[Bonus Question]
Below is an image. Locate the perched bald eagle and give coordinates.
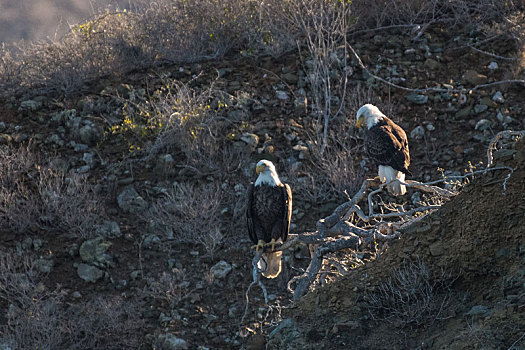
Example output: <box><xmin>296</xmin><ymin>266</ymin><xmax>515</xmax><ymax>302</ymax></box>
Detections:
<box><xmin>246</xmin><ymin>160</ymin><xmax>292</xmax><ymax>278</ymax></box>
<box><xmin>356</xmin><ymin>104</ymin><xmax>411</xmax><ymax>196</ymax></box>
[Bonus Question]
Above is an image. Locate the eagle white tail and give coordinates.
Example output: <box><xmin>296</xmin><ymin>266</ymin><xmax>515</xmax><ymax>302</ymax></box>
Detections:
<box><xmin>258</xmin><ymin>251</ymin><xmax>282</xmax><ymax>278</ymax></box>
<box><xmin>378</xmin><ymin>165</ymin><xmax>406</xmax><ymax>196</ymax></box>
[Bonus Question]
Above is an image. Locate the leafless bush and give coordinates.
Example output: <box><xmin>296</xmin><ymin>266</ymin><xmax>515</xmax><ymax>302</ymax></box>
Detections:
<box><xmin>285</xmin><ymin>0</ymin><xmax>351</xmax><ymax>155</ymax></box>
<box><xmin>0</xmin><ymin>145</ymin><xmax>105</xmax><ymax>238</ymax></box>
<box><xmin>0</xmin><ymin>0</ymin><xmax>297</xmax><ymax>98</ymax></box>
<box><xmin>145</xmin><ymin>182</ymin><xmax>224</xmax><ymax>258</ymax></box>
<box><xmin>0</xmin><ymin>252</ymin><xmax>145</xmax><ymax>349</ymax></box>
<box><xmin>350</xmin><ymin>0</ymin><xmax>522</xmax><ymax>30</ymax></box>
<box><xmin>122</xmin><ymin>77</ymin><xmax>251</xmax><ymax>178</ymax></box>
<box><xmin>38</xmin><ymin>169</ymin><xmax>105</xmax><ymax>238</ymax></box>
<box><xmin>147</xmin><ymin>268</ymin><xmax>192</xmax><ymax>309</ymax></box>
<box><xmin>364</xmin><ymin>258</ymin><xmax>455</xmax><ymax>327</ymax></box>
<box><xmin>0</xmin><ymin>145</ymin><xmax>41</xmax><ymax>233</ymax></box>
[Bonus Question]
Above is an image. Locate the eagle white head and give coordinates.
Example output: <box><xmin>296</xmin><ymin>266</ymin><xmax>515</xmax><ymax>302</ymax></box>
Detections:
<box><xmin>356</xmin><ymin>104</ymin><xmax>385</xmax><ymax>130</ymax></box>
<box><xmin>254</xmin><ymin>160</ymin><xmax>282</xmax><ymax>187</ymax></box>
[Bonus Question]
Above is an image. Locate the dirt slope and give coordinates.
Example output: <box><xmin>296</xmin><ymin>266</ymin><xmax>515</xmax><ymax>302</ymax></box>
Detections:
<box><xmin>273</xmin><ymin>140</ymin><xmax>525</xmax><ymax>349</ymax></box>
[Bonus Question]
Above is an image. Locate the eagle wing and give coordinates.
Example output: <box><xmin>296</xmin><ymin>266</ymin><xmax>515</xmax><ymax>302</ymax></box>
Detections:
<box><xmin>365</xmin><ymin>117</ymin><xmax>411</xmax><ymax>175</ymax></box>
<box><xmin>279</xmin><ymin>183</ymin><xmax>292</xmax><ymax>243</ymax></box>
<box><xmin>247</xmin><ymin>182</ymin><xmax>292</xmax><ymax>245</ymax></box>
<box><xmin>246</xmin><ymin>183</ymin><xmax>258</xmax><ymax>245</ymax></box>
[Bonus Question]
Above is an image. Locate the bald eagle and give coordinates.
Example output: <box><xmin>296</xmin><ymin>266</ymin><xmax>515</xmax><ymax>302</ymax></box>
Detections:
<box><xmin>356</xmin><ymin>104</ymin><xmax>411</xmax><ymax>196</ymax></box>
<box><xmin>246</xmin><ymin>160</ymin><xmax>292</xmax><ymax>278</ymax></box>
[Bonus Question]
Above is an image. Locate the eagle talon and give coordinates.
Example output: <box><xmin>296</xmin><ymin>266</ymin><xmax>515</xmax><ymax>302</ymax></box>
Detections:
<box><xmin>265</xmin><ymin>238</ymin><xmax>281</xmax><ymax>252</ymax></box>
<box><xmin>251</xmin><ymin>240</ymin><xmax>265</xmax><ymax>252</ymax></box>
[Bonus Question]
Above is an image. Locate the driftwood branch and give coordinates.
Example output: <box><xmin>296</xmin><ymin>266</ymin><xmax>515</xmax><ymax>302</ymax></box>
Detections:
<box><xmin>287</xmin><ymin>136</ymin><xmax>522</xmax><ymax>301</ymax></box>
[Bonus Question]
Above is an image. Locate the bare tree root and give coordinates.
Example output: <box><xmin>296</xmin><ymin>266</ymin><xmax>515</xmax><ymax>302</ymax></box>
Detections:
<box><xmin>241</xmin><ymin>250</ymin><xmax>269</xmax><ymax>325</ymax></box>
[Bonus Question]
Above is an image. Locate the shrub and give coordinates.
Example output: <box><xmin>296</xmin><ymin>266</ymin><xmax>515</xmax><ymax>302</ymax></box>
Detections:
<box><xmin>145</xmin><ymin>182</ymin><xmax>224</xmax><ymax>258</ymax></box>
<box><xmin>0</xmin><ymin>145</ymin><xmax>105</xmax><ymax>238</ymax></box>
<box><xmin>0</xmin><ymin>252</ymin><xmax>145</xmax><ymax>349</ymax></box>
<box><xmin>364</xmin><ymin>258</ymin><xmax>455</xmax><ymax>327</ymax></box>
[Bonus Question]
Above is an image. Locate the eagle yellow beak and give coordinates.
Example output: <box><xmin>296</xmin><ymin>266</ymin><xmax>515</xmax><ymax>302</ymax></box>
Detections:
<box><xmin>356</xmin><ymin>115</ymin><xmax>364</xmax><ymax>128</ymax></box>
<box><xmin>256</xmin><ymin>164</ymin><xmax>266</xmax><ymax>174</ymax></box>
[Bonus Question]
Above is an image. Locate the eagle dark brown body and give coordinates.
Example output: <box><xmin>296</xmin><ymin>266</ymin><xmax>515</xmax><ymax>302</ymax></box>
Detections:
<box><xmin>365</xmin><ymin>117</ymin><xmax>411</xmax><ymax>176</ymax></box>
<box><xmin>247</xmin><ymin>183</ymin><xmax>292</xmax><ymax>246</ymax></box>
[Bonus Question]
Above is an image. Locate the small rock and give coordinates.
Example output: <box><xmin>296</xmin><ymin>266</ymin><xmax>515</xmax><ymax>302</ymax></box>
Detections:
<box><xmin>33</xmin><ymin>239</ymin><xmax>43</xmax><ymax>250</ymax></box>
<box><xmin>240</xmin><ymin>133</ymin><xmax>259</xmax><ymax>147</ymax></box>
<box><xmin>410</xmin><ymin>126</ymin><xmax>425</xmax><ymax>139</ymax></box>
<box><xmin>474</xmin><ymin>104</ymin><xmax>488</xmax><ymax>114</ymax></box>
<box><xmin>76</xmin><ymin>165</ymin><xmax>91</xmax><ymax>173</ymax></box>
<box><xmin>405</xmin><ymin>94</ymin><xmax>428</xmax><ymax>104</ymax></box>
<box><xmin>475</xmin><ymin>119</ymin><xmax>492</xmax><ymax>131</ymax></box>
<box><xmin>34</xmin><ymin>258</ymin><xmax>54</xmax><ymax>273</ymax></box>
<box><xmin>282</xmin><ymin>73</ymin><xmax>298</xmax><ymax>85</ymax></box>
<box><xmin>117</xmin><ymin>186</ymin><xmax>148</xmax><ymax>214</ymax></box>
<box><xmin>456</xmin><ymin>107</ymin><xmax>471</xmax><ymax>118</ymax></box>
<box><xmin>82</xmin><ymin>153</ymin><xmax>95</xmax><ymax>167</ymax></box>
<box><xmin>210</xmin><ymin>261</ymin><xmax>232</xmax><ymax>279</ymax></box>
<box><xmin>79</xmin><ymin>237</ymin><xmax>112</xmax><ymax>266</ymax></box>
<box><xmin>466</xmin><ymin>305</ymin><xmax>492</xmax><ymax>317</ymax></box>
<box><xmin>275</xmin><ymin>90</ymin><xmax>289</xmax><ymax>100</ymax></box>
<box><xmin>492</xmin><ymin>91</ymin><xmax>504</xmax><ymax>104</ymax></box>
<box><xmin>77</xmin><ymin>263</ymin><xmax>104</xmax><ymax>283</ymax></box>
<box><xmin>479</xmin><ymin>97</ymin><xmax>497</xmax><ymax>108</ymax></box>
<box><xmin>143</xmin><ymin>234</ymin><xmax>161</xmax><ymax>248</ymax></box>
<box><xmin>157</xmin><ymin>334</ymin><xmax>188</xmax><ymax>350</ymax></box>
<box><xmin>429</xmin><ymin>241</ymin><xmax>444</xmax><ymax>256</ymax></box>
<box><xmin>78</xmin><ymin>123</ymin><xmax>101</xmax><ymax>145</ymax></box>
<box><xmin>19</xmin><ymin>99</ymin><xmax>42</xmax><ymax>111</ymax></box>
<box><xmin>496</xmin><ymin>111</ymin><xmax>504</xmax><ymax>123</ymax></box>
<box><xmin>72</xmin><ymin>291</ymin><xmax>82</xmax><ymax>299</ymax></box>
<box><xmin>95</xmin><ymin>221</ymin><xmax>122</xmax><ymax>238</ymax></box>
<box><xmin>234</xmin><ymin>183</ymin><xmax>245</xmax><ymax>195</ymax></box>
<box><xmin>130</xmin><ymin>270</ymin><xmax>141</xmax><ymax>280</ymax></box>
<box><xmin>424</xmin><ymin>58</ymin><xmax>441</xmax><ymax>70</ymax></box>
<box><xmin>426</xmin><ymin>123</ymin><xmax>435</xmax><ymax>131</ymax></box>
<box><xmin>487</xmin><ymin>62</ymin><xmax>498</xmax><ymax>70</ymax></box>
<box><xmin>463</xmin><ymin>70</ymin><xmax>488</xmax><ymax>85</ymax></box>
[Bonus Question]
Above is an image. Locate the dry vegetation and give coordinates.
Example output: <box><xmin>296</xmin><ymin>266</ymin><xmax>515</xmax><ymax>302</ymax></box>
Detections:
<box><xmin>0</xmin><ymin>0</ymin><xmax>523</xmax><ymax>348</ymax></box>
<box><xmin>0</xmin><ymin>252</ymin><xmax>145</xmax><ymax>349</ymax></box>
<box><xmin>0</xmin><ymin>0</ymin><xmax>520</xmax><ymax>97</ymax></box>
<box><xmin>0</xmin><ymin>145</ymin><xmax>105</xmax><ymax>238</ymax></box>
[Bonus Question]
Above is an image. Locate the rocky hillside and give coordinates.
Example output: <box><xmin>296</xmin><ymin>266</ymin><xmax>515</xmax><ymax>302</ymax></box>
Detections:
<box><xmin>0</xmin><ymin>2</ymin><xmax>524</xmax><ymax>349</ymax></box>
<box><xmin>270</xmin><ymin>139</ymin><xmax>525</xmax><ymax>349</ymax></box>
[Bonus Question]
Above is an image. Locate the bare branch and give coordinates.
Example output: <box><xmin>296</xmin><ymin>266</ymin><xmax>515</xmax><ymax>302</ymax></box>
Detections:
<box><xmin>468</xmin><ymin>46</ymin><xmax>518</xmax><ymax>61</ymax></box>
<box><xmin>241</xmin><ymin>250</ymin><xmax>268</xmax><ymax>325</ymax></box>
<box><xmin>486</xmin><ymin>130</ymin><xmax>525</xmax><ymax>168</ymax></box>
